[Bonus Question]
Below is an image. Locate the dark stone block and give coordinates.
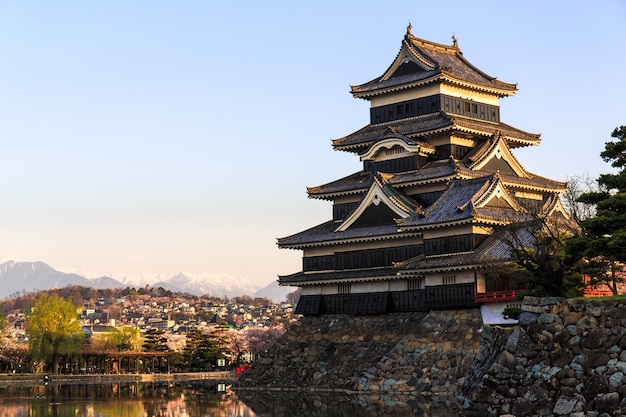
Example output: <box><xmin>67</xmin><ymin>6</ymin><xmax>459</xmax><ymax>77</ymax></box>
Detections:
<box><xmin>497</xmin><ymin>350</ymin><xmax>517</xmax><ymax>370</ymax></box>
<box><xmin>582</xmin><ymin>327</ymin><xmax>612</xmax><ymax>349</ymax></box>
<box><xmin>583</xmin><ymin>353</ymin><xmax>610</xmax><ymax>368</ymax></box>
<box><xmin>522</xmin><ymin>384</ymin><xmax>550</xmax><ymax>402</ymax></box>
<box><xmin>568</xmin><ymin>299</ymin><xmax>587</xmax><ymax>312</ymax></box>
<box><xmin>470</xmin><ymin>385</ymin><xmax>494</xmax><ymax>403</ymax></box>
<box><xmin>527</xmin><ymin>323</ymin><xmax>546</xmax><ymax>337</ymax></box>
<box><xmin>561</xmin><ymin>377</ymin><xmax>579</xmax><ymax>387</ymax></box>
<box><xmin>532</xmin><ymin>398</ymin><xmax>554</xmax><ymax>416</ymax></box>
<box><xmin>553</xmin><ymin>329</ymin><xmax>570</xmax><ymax>344</ymax></box>
<box><xmin>512</xmin><ymin>398</ymin><xmax>533</xmax><ymax>417</ymax></box>
<box><xmin>560</xmin><ymin>386</ymin><xmax>577</xmax><ymax>396</ymax></box>
<box><xmin>593</xmin><ymin>392</ymin><xmax>620</xmax><ymax>412</ymax></box>
<box><xmin>551</xmin><ymin>351</ymin><xmax>574</xmax><ymax>368</ymax></box>
<box><xmin>518</xmin><ymin>312</ymin><xmax>538</xmax><ymax>326</ymax></box>
<box><xmin>407</xmin><ymin>377</ymin><xmax>419</xmax><ymax>387</ymax></box>
<box><xmin>581</xmin><ymin>373</ymin><xmax>609</xmax><ymax>401</ymax></box>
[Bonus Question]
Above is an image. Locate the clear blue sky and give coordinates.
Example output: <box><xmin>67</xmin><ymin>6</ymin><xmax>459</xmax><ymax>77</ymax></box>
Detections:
<box><xmin>0</xmin><ymin>1</ymin><xmax>624</xmax><ymax>287</ymax></box>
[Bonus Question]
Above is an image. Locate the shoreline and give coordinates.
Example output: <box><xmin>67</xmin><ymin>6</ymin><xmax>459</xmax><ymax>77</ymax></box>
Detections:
<box><xmin>0</xmin><ymin>371</ymin><xmax>236</xmax><ymax>385</ymax></box>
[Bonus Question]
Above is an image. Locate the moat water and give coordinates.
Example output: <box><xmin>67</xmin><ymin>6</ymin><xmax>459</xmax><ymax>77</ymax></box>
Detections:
<box><xmin>0</xmin><ymin>381</ymin><xmax>458</xmax><ymax>416</ymax></box>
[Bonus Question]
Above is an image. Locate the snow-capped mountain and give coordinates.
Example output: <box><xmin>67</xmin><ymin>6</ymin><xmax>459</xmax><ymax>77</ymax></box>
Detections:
<box><xmin>0</xmin><ymin>260</ymin><xmax>122</xmax><ymax>298</ymax></box>
<box><xmin>0</xmin><ymin>261</ymin><xmax>266</xmax><ymax>300</ymax></box>
<box><xmin>152</xmin><ymin>272</ymin><xmax>260</xmax><ymax>298</ymax></box>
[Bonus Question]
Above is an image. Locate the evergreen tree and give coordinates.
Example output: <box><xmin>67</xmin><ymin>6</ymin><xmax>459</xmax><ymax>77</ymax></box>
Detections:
<box><xmin>566</xmin><ymin>126</ymin><xmax>626</xmax><ymax>294</ymax></box>
<box><xmin>182</xmin><ymin>324</ymin><xmax>231</xmax><ymax>370</ymax></box>
<box><xmin>142</xmin><ymin>328</ymin><xmax>170</xmax><ymax>352</ymax></box>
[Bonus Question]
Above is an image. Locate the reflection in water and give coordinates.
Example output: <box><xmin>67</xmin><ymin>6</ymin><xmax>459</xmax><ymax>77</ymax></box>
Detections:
<box><xmin>236</xmin><ymin>390</ymin><xmax>458</xmax><ymax>417</ymax></box>
<box><xmin>0</xmin><ymin>381</ymin><xmax>457</xmax><ymax>417</ymax></box>
<box><xmin>0</xmin><ymin>381</ymin><xmax>253</xmax><ymax>417</ymax></box>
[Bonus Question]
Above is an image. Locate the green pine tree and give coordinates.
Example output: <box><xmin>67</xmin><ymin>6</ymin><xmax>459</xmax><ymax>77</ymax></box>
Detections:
<box><xmin>566</xmin><ymin>126</ymin><xmax>626</xmax><ymax>294</ymax></box>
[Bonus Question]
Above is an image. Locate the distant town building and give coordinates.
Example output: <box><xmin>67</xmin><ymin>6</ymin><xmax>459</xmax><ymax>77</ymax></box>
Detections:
<box><xmin>278</xmin><ymin>27</ymin><xmax>569</xmax><ymax>314</ymax></box>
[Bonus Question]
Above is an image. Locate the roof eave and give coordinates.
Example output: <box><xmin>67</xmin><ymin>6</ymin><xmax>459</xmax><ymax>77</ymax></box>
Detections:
<box><xmin>278</xmin><ymin>230</ymin><xmax>422</xmax><ymax>250</ymax></box>
<box><xmin>351</xmin><ymin>74</ymin><xmax>441</xmax><ymax>100</ymax></box>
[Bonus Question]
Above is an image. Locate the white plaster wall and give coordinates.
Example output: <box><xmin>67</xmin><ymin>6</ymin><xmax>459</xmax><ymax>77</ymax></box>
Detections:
<box><xmin>390</xmin><ymin>280</ymin><xmax>408</xmax><ymax>291</ymax></box>
<box><xmin>425</xmin><ymin>270</ymin><xmax>475</xmax><ymax>286</ymax></box>
<box><xmin>352</xmin><ymin>281</ymin><xmax>390</xmax><ymax>293</ymax></box>
<box><xmin>302</xmin><ymin>286</ymin><xmax>321</xmax><ymax>296</ymax></box>
<box><xmin>369</xmin><ymin>83</ymin><xmax>501</xmax><ymax>108</ymax></box>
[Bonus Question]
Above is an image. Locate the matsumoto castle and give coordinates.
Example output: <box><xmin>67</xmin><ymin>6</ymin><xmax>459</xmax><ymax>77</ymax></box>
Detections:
<box><xmin>278</xmin><ymin>26</ymin><xmax>570</xmax><ymax>315</ymax></box>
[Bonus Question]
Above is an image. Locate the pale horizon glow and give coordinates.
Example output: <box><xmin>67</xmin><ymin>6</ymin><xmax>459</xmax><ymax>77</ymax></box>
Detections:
<box><xmin>0</xmin><ymin>2</ymin><xmax>624</xmax><ymax>287</ymax></box>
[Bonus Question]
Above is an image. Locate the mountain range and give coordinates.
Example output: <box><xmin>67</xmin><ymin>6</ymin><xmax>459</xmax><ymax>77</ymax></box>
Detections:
<box><xmin>0</xmin><ymin>261</ymin><xmax>291</xmax><ymax>302</ymax></box>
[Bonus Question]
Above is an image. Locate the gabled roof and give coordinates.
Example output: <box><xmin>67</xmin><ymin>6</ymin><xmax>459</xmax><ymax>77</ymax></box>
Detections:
<box><xmin>498</xmin><ymin>170</ymin><xmax>567</xmax><ymax>192</ymax></box>
<box><xmin>359</xmin><ymin>127</ymin><xmax>435</xmax><ymax>161</ymax></box>
<box><xmin>307</xmin><ymin>153</ymin><xmax>565</xmax><ymax>202</ymax></box>
<box><xmin>465</xmin><ymin>132</ymin><xmax>529</xmax><ymax>178</ymax></box>
<box><xmin>333</xmin><ymin>112</ymin><xmax>451</xmax><ymax>152</ymax></box>
<box><xmin>335</xmin><ymin>172</ymin><xmax>421</xmax><ymax>232</ymax></box>
<box><xmin>396</xmin><ymin>174</ymin><xmax>523</xmax><ymax>230</ymax></box>
<box><xmin>351</xmin><ymin>26</ymin><xmax>517</xmax><ymax>100</ymax></box>
<box><xmin>308</xmin><ymin>158</ymin><xmax>464</xmax><ymax>200</ymax></box>
<box><xmin>332</xmin><ymin>112</ymin><xmax>540</xmax><ymax>153</ymax></box>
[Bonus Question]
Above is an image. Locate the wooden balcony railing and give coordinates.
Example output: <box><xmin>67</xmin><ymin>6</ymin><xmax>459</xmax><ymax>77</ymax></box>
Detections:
<box><xmin>583</xmin><ymin>288</ymin><xmax>613</xmax><ymax>297</ymax></box>
<box><xmin>475</xmin><ymin>290</ymin><xmax>521</xmax><ymax>303</ymax></box>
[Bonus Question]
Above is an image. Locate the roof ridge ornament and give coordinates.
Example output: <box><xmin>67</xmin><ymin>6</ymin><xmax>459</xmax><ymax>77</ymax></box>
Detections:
<box><xmin>407</xmin><ymin>21</ymin><xmax>412</xmax><ymax>36</ymax></box>
<box><xmin>451</xmin><ymin>33</ymin><xmax>458</xmax><ymax>49</ymax></box>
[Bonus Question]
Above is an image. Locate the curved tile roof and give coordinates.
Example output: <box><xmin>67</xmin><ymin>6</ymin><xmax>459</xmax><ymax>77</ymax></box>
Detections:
<box><xmin>395</xmin><ymin>227</ymin><xmax>536</xmax><ymax>272</ymax></box>
<box><xmin>332</xmin><ymin>112</ymin><xmax>452</xmax><ymax>151</ymax></box>
<box><xmin>307</xmin><ymin>171</ymin><xmax>373</xmax><ymax>199</ymax></box>
<box><xmin>279</xmin><ymin>267</ymin><xmax>398</xmax><ymax>285</ymax></box>
<box><xmin>277</xmin><ymin>220</ymin><xmax>416</xmax><ymax>249</ymax></box>
<box><xmin>332</xmin><ymin>112</ymin><xmax>539</xmax><ymax>152</ymax></box>
<box><xmin>396</xmin><ymin>176</ymin><xmax>493</xmax><ymax>228</ymax></box>
<box><xmin>351</xmin><ymin>30</ymin><xmax>517</xmax><ymax>98</ymax></box>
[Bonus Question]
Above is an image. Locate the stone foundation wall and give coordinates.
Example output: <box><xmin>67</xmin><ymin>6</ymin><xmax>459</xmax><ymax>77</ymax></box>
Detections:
<box><xmin>237</xmin><ymin>309</ymin><xmax>483</xmax><ymax>401</ymax></box>
<box><xmin>461</xmin><ymin>297</ymin><xmax>626</xmax><ymax>417</ymax></box>
<box><xmin>238</xmin><ymin>299</ymin><xmax>626</xmax><ymax>416</ymax></box>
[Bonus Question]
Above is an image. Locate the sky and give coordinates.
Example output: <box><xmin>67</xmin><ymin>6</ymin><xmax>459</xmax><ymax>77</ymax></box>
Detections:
<box><xmin>0</xmin><ymin>1</ymin><xmax>624</xmax><ymax>288</ymax></box>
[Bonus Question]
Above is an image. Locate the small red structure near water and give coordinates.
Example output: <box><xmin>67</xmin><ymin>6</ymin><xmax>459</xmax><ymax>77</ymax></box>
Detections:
<box><xmin>236</xmin><ymin>364</ymin><xmax>251</xmax><ymax>375</ymax></box>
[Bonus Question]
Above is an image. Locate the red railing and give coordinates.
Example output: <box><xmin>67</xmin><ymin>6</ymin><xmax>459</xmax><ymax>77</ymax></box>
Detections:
<box><xmin>584</xmin><ymin>288</ymin><xmax>613</xmax><ymax>297</ymax></box>
<box><xmin>475</xmin><ymin>290</ymin><xmax>521</xmax><ymax>303</ymax></box>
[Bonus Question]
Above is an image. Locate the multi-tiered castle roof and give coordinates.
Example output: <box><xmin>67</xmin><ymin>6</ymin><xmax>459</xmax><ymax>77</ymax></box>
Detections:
<box><xmin>278</xmin><ymin>26</ymin><xmax>568</xmax><ymax>315</ymax></box>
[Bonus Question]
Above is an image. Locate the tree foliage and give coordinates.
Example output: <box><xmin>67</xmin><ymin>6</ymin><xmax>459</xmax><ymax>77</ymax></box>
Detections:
<box><xmin>142</xmin><ymin>328</ymin><xmax>170</xmax><ymax>352</ymax></box>
<box><xmin>0</xmin><ymin>303</ymin><xmax>6</xmax><ymax>332</ymax></box>
<box><xmin>244</xmin><ymin>326</ymin><xmax>286</xmax><ymax>360</ymax></box>
<box><xmin>566</xmin><ymin>126</ymin><xmax>626</xmax><ymax>294</ymax></box>
<box><xmin>491</xmin><ymin>198</ymin><xmax>582</xmax><ymax>297</ymax></box>
<box><xmin>26</xmin><ymin>294</ymin><xmax>84</xmax><ymax>373</ymax></box>
<box><xmin>183</xmin><ymin>324</ymin><xmax>231</xmax><ymax>370</ymax></box>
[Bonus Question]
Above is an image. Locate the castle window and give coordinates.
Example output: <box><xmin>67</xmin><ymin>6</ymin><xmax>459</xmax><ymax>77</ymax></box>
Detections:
<box><xmin>338</xmin><ymin>283</ymin><xmax>351</xmax><ymax>294</ymax></box>
<box><xmin>408</xmin><ymin>277</ymin><xmax>424</xmax><ymax>290</ymax></box>
<box><xmin>471</xmin><ymin>103</ymin><xmax>478</xmax><ymax>113</ymax></box>
<box><xmin>443</xmin><ymin>275</ymin><xmax>456</xmax><ymax>285</ymax></box>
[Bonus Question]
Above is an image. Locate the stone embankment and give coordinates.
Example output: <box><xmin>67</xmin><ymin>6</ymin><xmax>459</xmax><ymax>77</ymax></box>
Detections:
<box><xmin>236</xmin><ymin>309</ymin><xmax>483</xmax><ymax>403</ymax></box>
<box><xmin>461</xmin><ymin>297</ymin><xmax>626</xmax><ymax>416</ymax></box>
<box><xmin>238</xmin><ymin>297</ymin><xmax>626</xmax><ymax>416</ymax></box>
